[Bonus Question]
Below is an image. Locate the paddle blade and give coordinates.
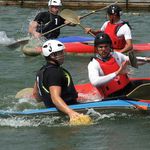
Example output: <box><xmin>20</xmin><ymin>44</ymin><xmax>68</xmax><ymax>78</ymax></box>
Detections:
<box><xmin>69</xmin><ymin>114</ymin><xmax>93</xmax><ymax>126</ymax></box>
<box><xmin>6</xmin><ymin>36</ymin><xmax>30</xmax><ymax>47</ymax></box>
<box><xmin>60</xmin><ymin>9</ymin><xmax>80</xmax><ymax>24</ymax></box>
<box><xmin>128</xmin><ymin>51</ymin><xmax>138</xmax><ymax>68</ymax></box>
<box><xmin>127</xmin><ymin>83</ymin><xmax>150</xmax><ymax>100</ymax></box>
<box><xmin>15</xmin><ymin>88</ymin><xmax>33</xmax><ymax>99</ymax></box>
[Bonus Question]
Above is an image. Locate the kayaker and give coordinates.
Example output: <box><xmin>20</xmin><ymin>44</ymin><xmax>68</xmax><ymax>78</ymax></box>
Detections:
<box><xmin>88</xmin><ymin>32</ymin><xmax>149</xmax><ymax>98</ymax></box>
<box><xmin>32</xmin><ymin>39</ymin><xmax>92</xmax><ymax>125</ymax></box>
<box><xmin>28</xmin><ymin>0</ymin><xmax>70</xmax><ymax>39</ymax></box>
<box><xmin>85</xmin><ymin>4</ymin><xmax>133</xmax><ymax>53</ymax></box>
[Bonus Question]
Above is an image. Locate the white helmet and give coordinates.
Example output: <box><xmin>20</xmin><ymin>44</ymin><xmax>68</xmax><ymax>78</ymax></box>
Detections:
<box><xmin>48</xmin><ymin>0</ymin><xmax>62</xmax><ymax>6</ymax></box>
<box><xmin>42</xmin><ymin>40</ymin><xmax>65</xmax><ymax>57</ymax></box>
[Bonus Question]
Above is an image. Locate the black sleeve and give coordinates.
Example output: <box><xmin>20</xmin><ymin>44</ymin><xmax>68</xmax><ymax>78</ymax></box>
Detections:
<box><xmin>34</xmin><ymin>12</ymin><xmax>46</xmax><ymax>24</ymax></box>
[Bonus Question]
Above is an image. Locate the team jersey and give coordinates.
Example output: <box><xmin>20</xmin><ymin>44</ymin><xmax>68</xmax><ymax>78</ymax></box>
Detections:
<box><xmin>34</xmin><ymin>11</ymin><xmax>65</xmax><ymax>39</ymax></box>
<box><xmin>36</xmin><ymin>63</ymin><xmax>78</xmax><ymax>107</ymax></box>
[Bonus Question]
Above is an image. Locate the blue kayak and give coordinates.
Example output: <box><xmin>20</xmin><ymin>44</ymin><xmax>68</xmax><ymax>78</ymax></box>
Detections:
<box><xmin>0</xmin><ymin>99</ymin><xmax>149</xmax><ymax>116</ymax></box>
<box><xmin>57</xmin><ymin>36</ymin><xmax>94</xmax><ymax>43</ymax></box>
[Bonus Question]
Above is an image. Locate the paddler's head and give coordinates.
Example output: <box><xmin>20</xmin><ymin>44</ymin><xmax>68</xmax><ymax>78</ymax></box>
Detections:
<box><xmin>94</xmin><ymin>32</ymin><xmax>112</xmax><ymax>60</ymax></box>
<box><xmin>107</xmin><ymin>4</ymin><xmax>122</xmax><ymax>24</ymax></box>
<box><xmin>48</xmin><ymin>0</ymin><xmax>62</xmax><ymax>15</ymax></box>
<box><xmin>42</xmin><ymin>39</ymin><xmax>65</xmax><ymax>65</ymax></box>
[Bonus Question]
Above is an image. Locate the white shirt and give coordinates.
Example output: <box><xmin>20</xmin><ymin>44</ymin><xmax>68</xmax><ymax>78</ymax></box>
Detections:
<box><xmin>88</xmin><ymin>52</ymin><xmax>129</xmax><ymax>87</ymax></box>
<box><xmin>101</xmin><ymin>21</ymin><xmax>132</xmax><ymax>40</ymax></box>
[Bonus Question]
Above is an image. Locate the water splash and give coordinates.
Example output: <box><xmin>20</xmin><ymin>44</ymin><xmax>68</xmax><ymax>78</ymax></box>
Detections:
<box><xmin>0</xmin><ymin>115</ymin><xmax>63</xmax><ymax>128</ymax></box>
<box><xmin>0</xmin><ymin>31</ymin><xmax>16</xmax><ymax>45</ymax></box>
<box><xmin>0</xmin><ymin>105</ymin><xmax>132</xmax><ymax>128</ymax></box>
<box><xmin>21</xmin><ymin>9</ymin><xmax>44</xmax><ymax>34</ymax></box>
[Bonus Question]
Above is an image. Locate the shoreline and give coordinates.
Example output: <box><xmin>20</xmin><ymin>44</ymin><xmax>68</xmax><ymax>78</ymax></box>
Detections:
<box><xmin>0</xmin><ymin>1</ymin><xmax>150</xmax><ymax>10</ymax></box>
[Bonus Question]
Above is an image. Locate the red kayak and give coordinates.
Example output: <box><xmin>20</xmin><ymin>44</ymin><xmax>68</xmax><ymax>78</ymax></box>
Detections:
<box><xmin>64</xmin><ymin>42</ymin><xmax>150</xmax><ymax>54</ymax></box>
<box><xmin>133</xmin><ymin>43</ymin><xmax>150</xmax><ymax>52</ymax></box>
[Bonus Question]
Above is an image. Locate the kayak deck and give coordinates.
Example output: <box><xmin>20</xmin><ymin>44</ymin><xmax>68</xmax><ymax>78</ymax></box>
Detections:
<box><xmin>0</xmin><ymin>99</ymin><xmax>150</xmax><ymax>116</ymax></box>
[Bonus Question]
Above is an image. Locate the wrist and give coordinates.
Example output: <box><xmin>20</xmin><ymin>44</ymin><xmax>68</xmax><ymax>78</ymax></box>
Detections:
<box><xmin>32</xmin><ymin>30</ymin><xmax>38</xmax><ymax>35</ymax></box>
<box><xmin>115</xmin><ymin>71</ymin><xmax>119</xmax><ymax>76</ymax></box>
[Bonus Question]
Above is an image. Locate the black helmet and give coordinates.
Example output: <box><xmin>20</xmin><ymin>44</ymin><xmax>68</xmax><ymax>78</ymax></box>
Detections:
<box><xmin>94</xmin><ymin>32</ymin><xmax>112</xmax><ymax>47</ymax></box>
<box><xmin>107</xmin><ymin>4</ymin><xmax>122</xmax><ymax>16</ymax></box>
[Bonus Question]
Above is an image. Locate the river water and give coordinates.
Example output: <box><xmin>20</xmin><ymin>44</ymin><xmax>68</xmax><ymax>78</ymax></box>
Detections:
<box><xmin>0</xmin><ymin>6</ymin><xmax>150</xmax><ymax>150</ymax></box>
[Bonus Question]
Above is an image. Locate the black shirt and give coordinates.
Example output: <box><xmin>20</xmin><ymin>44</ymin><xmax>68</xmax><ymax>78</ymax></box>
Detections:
<box><xmin>34</xmin><ymin>11</ymin><xmax>65</xmax><ymax>39</ymax></box>
<box><xmin>36</xmin><ymin>63</ymin><xmax>78</xmax><ymax>107</ymax></box>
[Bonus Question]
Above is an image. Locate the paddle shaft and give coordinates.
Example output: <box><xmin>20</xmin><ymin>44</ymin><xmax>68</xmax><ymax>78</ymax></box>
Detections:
<box><xmin>80</xmin><ymin>1</ymin><xmax>118</xmax><ymax>19</ymax></box>
<box><xmin>78</xmin><ymin>24</ymin><xmax>96</xmax><ymax>37</ymax></box>
<box><xmin>41</xmin><ymin>23</ymin><xmax>69</xmax><ymax>36</ymax></box>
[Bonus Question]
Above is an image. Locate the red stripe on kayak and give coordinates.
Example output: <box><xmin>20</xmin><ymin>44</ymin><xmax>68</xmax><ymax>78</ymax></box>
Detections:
<box><xmin>133</xmin><ymin>43</ymin><xmax>150</xmax><ymax>52</ymax></box>
<box><xmin>64</xmin><ymin>42</ymin><xmax>150</xmax><ymax>53</ymax></box>
<box><xmin>64</xmin><ymin>42</ymin><xmax>94</xmax><ymax>53</ymax></box>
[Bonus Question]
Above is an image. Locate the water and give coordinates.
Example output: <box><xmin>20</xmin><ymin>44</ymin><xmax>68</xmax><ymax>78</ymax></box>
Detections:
<box><xmin>0</xmin><ymin>5</ymin><xmax>150</xmax><ymax>150</ymax></box>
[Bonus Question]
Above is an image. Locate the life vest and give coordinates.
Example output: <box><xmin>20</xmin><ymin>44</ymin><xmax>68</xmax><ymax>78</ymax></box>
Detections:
<box><xmin>36</xmin><ymin>64</ymin><xmax>78</xmax><ymax>107</ymax></box>
<box><xmin>96</xmin><ymin>57</ymin><xmax>130</xmax><ymax>97</ymax></box>
<box><xmin>104</xmin><ymin>22</ymin><xmax>126</xmax><ymax>49</ymax></box>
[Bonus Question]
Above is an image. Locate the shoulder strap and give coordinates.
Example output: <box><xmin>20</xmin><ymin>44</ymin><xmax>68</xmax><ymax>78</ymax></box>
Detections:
<box><xmin>122</xmin><ymin>20</ymin><xmax>132</xmax><ymax>29</ymax></box>
<box><xmin>115</xmin><ymin>20</ymin><xmax>132</xmax><ymax>34</ymax></box>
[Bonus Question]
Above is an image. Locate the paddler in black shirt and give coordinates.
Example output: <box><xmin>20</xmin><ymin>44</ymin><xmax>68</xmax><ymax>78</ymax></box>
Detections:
<box><xmin>32</xmin><ymin>39</ymin><xmax>90</xmax><ymax>124</ymax></box>
<box><xmin>29</xmin><ymin>0</ymin><xmax>66</xmax><ymax>39</ymax></box>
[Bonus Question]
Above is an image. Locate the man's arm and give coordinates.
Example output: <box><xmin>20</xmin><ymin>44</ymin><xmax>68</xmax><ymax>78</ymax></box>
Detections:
<box><xmin>28</xmin><ymin>21</ymin><xmax>42</xmax><ymax>38</ymax></box>
<box><xmin>119</xmin><ymin>39</ymin><xmax>133</xmax><ymax>53</ymax></box>
<box><xmin>49</xmin><ymin>85</ymin><xmax>81</xmax><ymax>121</ymax></box>
<box><xmin>33</xmin><ymin>81</ymin><xmax>42</xmax><ymax>102</ymax></box>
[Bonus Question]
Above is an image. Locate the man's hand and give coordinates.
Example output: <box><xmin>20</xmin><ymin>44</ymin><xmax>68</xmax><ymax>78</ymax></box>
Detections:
<box><xmin>33</xmin><ymin>31</ymin><xmax>42</xmax><ymax>38</ymax></box>
<box><xmin>115</xmin><ymin>60</ymin><xmax>128</xmax><ymax>76</ymax></box>
<box><xmin>84</xmin><ymin>27</ymin><xmax>92</xmax><ymax>34</ymax></box>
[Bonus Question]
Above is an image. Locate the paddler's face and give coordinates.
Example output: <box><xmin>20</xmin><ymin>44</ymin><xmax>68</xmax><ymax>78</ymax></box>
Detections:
<box><xmin>51</xmin><ymin>50</ymin><xmax>64</xmax><ymax>65</ymax></box>
<box><xmin>107</xmin><ymin>14</ymin><xmax>119</xmax><ymax>24</ymax></box>
<box><xmin>50</xmin><ymin>6</ymin><xmax>61</xmax><ymax>15</ymax></box>
<box><xmin>96</xmin><ymin>44</ymin><xmax>111</xmax><ymax>59</ymax></box>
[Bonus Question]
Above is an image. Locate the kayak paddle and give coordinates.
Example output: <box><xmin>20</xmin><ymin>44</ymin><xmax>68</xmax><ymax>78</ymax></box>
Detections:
<box><xmin>128</xmin><ymin>51</ymin><xmax>138</xmax><ymax>68</ymax></box>
<box><xmin>126</xmin><ymin>83</ymin><xmax>150</xmax><ymax>100</ymax></box>
<box><xmin>60</xmin><ymin>9</ymin><xmax>96</xmax><ymax>37</ymax></box>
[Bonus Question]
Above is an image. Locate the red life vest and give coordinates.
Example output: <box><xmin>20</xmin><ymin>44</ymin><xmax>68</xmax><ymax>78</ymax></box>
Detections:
<box><xmin>104</xmin><ymin>22</ymin><xmax>126</xmax><ymax>49</ymax></box>
<box><xmin>96</xmin><ymin>57</ymin><xmax>130</xmax><ymax>97</ymax></box>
